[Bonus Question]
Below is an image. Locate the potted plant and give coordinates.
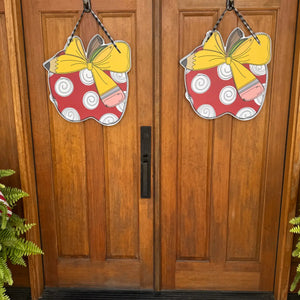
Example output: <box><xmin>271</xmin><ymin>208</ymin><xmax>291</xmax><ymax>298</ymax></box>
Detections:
<box><xmin>0</xmin><ymin>169</ymin><xmax>43</xmax><ymax>300</ymax></box>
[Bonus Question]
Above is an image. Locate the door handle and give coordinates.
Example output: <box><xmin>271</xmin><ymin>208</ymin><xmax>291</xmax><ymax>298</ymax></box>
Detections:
<box><xmin>140</xmin><ymin>126</ymin><xmax>151</xmax><ymax>198</ymax></box>
<box><xmin>141</xmin><ymin>162</ymin><xmax>149</xmax><ymax>197</ymax></box>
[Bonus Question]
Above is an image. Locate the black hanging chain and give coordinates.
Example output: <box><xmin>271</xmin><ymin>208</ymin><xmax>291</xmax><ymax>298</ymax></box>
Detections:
<box><xmin>206</xmin><ymin>8</ymin><xmax>227</xmax><ymax>42</ymax></box>
<box><xmin>67</xmin><ymin>10</ymin><xmax>85</xmax><ymax>46</ymax></box>
<box><xmin>67</xmin><ymin>9</ymin><xmax>121</xmax><ymax>53</ymax></box>
<box><xmin>90</xmin><ymin>10</ymin><xmax>121</xmax><ymax>53</ymax></box>
<box><xmin>206</xmin><ymin>1</ymin><xmax>260</xmax><ymax>45</ymax></box>
<box><xmin>233</xmin><ymin>7</ymin><xmax>260</xmax><ymax>45</ymax></box>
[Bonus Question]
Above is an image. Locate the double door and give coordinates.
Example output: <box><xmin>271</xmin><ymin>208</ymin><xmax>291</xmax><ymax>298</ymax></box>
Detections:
<box><xmin>21</xmin><ymin>0</ymin><xmax>298</xmax><ymax>291</ymax></box>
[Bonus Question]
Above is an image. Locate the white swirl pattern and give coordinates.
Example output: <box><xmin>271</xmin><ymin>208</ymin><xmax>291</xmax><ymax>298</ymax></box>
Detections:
<box><xmin>62</xmin><ymin>108</ymin><xmax>80</xmax><ymax>121</ymax></box>
<box><xmin>110</xmin><ymin>72</ymin><xmax>127</xmax><ymax>83</ymax></box>
<box><xmin>99</xmin><ymin>113</ymin><xmax>119</xmax><ymax>125</ymax></box>
<box><xmin>55</xmin><ymin>77</ymin><xmax>74</xmax><ymax>97</ymax></box>
<box><xmin>249</xmin><ymin>64</ymin><xmax>266</xmax><ymax>76</ymax></box>
<box><xmin>191</xmin><ymin>74</ymin><xmax>211</xmax><ymax>94</ymax></box>
<box><xmin>217</xmin><ymin>63</ymin><xmax>232</xmax><ymax>80</ymax></box>
<box><xmin>236</xmin><ymin>107</ymin><xmax>256</xmax><ymax>120</ymax></box>
<box><xmin>116</xmin><ymin>101</ymin><xmax>126</xmax><ymax>112</ymax></box>
<box><xmin>79</xmin><ymin>69</ymin><xmax>95</xmax><ymax>85</ymax></box>
<box><xmin>197</xmin><ymin>104</ymin><xmax>216</xmax><ymax>118</ymax></box>
<box><xmin>219</xmin><ymin>86</ymin><xmax>237</xmax><ymax>105</ymax></box>
<box><xmin>82</xmin><ymin>91</ymin><xmax>100</xmax><ymax>110</ymax></box>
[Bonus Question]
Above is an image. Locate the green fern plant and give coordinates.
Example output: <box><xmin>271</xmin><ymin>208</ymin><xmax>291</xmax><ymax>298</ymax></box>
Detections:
<box><xmin>0</xmin><ymin>169</ymin><xmax>43</xmax><ymax>300</ymax></box>
<box><xmin>290</xmin><ymin>215</ymin><xmax>300</xmax><ymax>295</ymax></box>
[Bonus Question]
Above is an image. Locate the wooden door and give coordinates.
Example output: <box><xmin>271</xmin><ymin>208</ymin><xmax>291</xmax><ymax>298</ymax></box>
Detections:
<box><xmin>161</xmin><ymin>0</ymin><xmax>298</xmax><ymax>291</ymax></box>
<box><xmin>22</xmin><ymin>0</ymin><xmax>153</xmax><ymax>288</ymax></box>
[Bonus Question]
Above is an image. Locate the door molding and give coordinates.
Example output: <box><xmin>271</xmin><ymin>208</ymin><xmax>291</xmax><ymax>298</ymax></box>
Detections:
<box><xmin>4</xmin><ymin>0</ymin><xmax>43</xmax><ymax>299</ymax></box>
<box><xmin>154</xmin><ymin>0</ymin><xmax>162</xmax><ymax>292</ymax></box>
<box><xmin>275</xmin><ymin>2</ymin><xmax>300</xmax><ymax>299</ymax></box>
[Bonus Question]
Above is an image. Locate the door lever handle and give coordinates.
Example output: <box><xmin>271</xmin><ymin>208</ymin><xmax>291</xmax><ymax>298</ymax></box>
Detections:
<box><xmin>141</xmin><ymin>162</ymin><xmax>149</xmax><ymax>198</ymax></box>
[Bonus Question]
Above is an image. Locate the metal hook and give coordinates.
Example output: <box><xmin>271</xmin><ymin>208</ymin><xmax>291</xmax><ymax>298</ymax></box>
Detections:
<box><xmin>83</xmin><ymin>0</ymin><xmax>91</xmax><ymax>13</ymax></box>
<box><xmin>226</xmin><ymin>0</ymin><xmax>234</xmax><ymax>11</ymax></box>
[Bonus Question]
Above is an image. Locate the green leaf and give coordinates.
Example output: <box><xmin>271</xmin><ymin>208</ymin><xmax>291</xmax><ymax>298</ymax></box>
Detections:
<box><xmin>0</xmin><ymin>205</ymin><xmax>9</xmax><ymax>230</ymax></box>
<box><xmin>8</xmin><ymin>255</ymin><xmax>26</xmax><ymax>267</ymax></box>
<box><xmin>0</xmin><ymin>170</ymin><xmax>15</xmax><ymax>179</ymax></box>
<box><xmin>89</xmin><ymin>45</ymin><xmax>108</xmax><ymax>62</ymax></box>
<box><xmin>295</xmin><ymin>241</ymin><xmax>300</xmax><ymax>249</ymax></box>
<box><xmin>291</xmin><ymin>272</ymin><xmax>300</xmax><ymax>292</ymax></box>
<box><xmin>15</xmin><ymin>223</ymin><xmax>35</xmax><ymax>236</ymax></box>
<box><xmin>0</xmin><ymin>287</ymin><xmax>10</xmax><ymax>300</ymax></box>
<box><xmin>0</xmin><ymin>258</ymin><xmax>12</xmax><ymax>286</ymax></box>
<box><xmin>19</xmin><ymin>239</ymin><xmax>44</xmax><ymax>256</ymax></box>
<box><xmin>290</xmin><ymin>217</ymin><xmax>300</xmax><ymax>225</ymax></box>
<box><xmin>290</xmin><ymin>225</ymin><xmax>300</xmax><ymax>234</ymax></box>
<box><xmin>292</xmin><ymin>248</ymin><xmax>300</xmax><ymax>257</ymax></box>
<box><xmin>0</xmin><ymin>187</ymin><xmax>28</xmax><ymax>208</ymax></box>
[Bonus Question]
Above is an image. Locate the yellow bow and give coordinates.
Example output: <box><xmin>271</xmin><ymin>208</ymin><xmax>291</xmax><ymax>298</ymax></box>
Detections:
<box><xmin>46</xmin><ymin>37</ymin><xmax>131</xmax><ymax>100</ymax></box>
<box><xmin>182</xmin><ymin>31</ymin><xmax>271</xmax><ymax>100</ymax></box>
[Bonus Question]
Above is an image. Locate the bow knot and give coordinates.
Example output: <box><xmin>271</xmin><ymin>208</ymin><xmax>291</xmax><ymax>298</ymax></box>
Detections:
<box><xmin>87</xmin><ymin>62</ymin><xmax>93</xmax><ymax>71</ymax></box>
<box><xmin>225</xmin><ymin>56</ymin><xmax>232</xmax><ymax>65</ymax></box>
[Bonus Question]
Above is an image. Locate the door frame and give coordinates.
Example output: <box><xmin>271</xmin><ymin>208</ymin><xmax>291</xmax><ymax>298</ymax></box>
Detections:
<box><xmin>4</xmin><ymin>0</ymin><xmax>300</xmax><ymax>299</ymax></box>
<box><xmin>274</xmin><ymin>1</ymin><xmax>300</xmax><ymax>299</ymax></box>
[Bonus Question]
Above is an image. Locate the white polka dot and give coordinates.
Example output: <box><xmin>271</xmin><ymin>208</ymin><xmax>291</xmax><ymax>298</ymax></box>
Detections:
<box><xmin>110</xmin><ymin>72</ymin><xmax>127</xmax><ymax>83</ymax></box>
<box><xmin>249</xmin><ymin>64</ymin><xmax>266</xmax><ymax>76</ymax></box>
<box><xmin>99</xmin><ymin>113</ymin><xmax>119</xmax><ymax>125</ymax></box>
<box><xmin>197</xmin><ymin>104</ymin><xmax>216</xmax><ymax>118</ymax></box>
<box><xmin>191</xmin><ymin>74</ymin><xmax>211</xmax><ymax>94</ymax></box>
<box><xmin>55</xmin><ymin>77</ymin><xmax>74</xmax><ymax>97</ymax></box>
<box><xmin>82</xmin><ymin>91</ymin><xmax>99</xmax><ymax>110</ymax></box>
<box><xmin>219</xmin><ymin>86</ymin><xmax>237</xmax><ymax>105</ymax></box>
<box><xmin>217</xmin><ymin>63</ymin><xmax>232</xmax><ymax>80</ymax></box>
<box><xmin>79</xmin><ymin>69</ymin><xmax>94</xmax><ymax>85</ymax></box>
<box><xmin>236</xmin><ymin>107</ymin><xmax>256</xmax><ymax>120</ymax></box>
<box><xmin>116</xmin><ymin>101</ymin><xmax>126</xmax><ymax>112</ymax></box>
<box><xmin>62</xmin><ymin>108</ymin><xmax>80</xmax><ymax>121</ymax></box>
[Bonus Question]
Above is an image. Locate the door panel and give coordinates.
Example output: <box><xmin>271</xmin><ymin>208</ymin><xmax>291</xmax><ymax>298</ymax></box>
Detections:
<box><xmin>22</xmin><ymin>0</ymin><xmax>153</xmax><ymax>288</ymax></box>
<box><xmin>161</xmin><ymin>0</ymin><xmax>298</xmax><ymax>291</ymax></box>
